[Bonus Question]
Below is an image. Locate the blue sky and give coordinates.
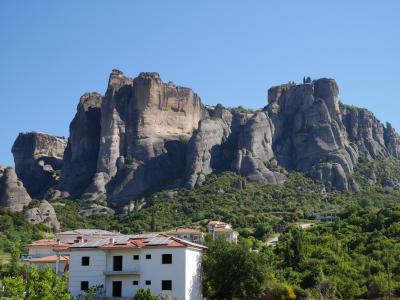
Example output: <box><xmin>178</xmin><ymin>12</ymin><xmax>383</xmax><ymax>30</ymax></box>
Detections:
<box><xmin>0</xmin><ymin>1</ymin><xmax>399</xmax><ymax>166</ymax></box>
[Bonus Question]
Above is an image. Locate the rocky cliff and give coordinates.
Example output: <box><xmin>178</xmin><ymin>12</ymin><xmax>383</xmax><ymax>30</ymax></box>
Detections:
<box><xmin>12</xmin><ymin>132</ymin><xmax>66</xmax><ymax>197</ymax></box>
<box><xmin>6</xmin><ymin>71</ymin><xmax>400</xmax><ymax>208</ymax></box>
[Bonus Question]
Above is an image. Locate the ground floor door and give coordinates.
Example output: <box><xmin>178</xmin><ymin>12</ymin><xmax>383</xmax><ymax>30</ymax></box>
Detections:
<box><xmin>112</xmin><ymin>281</ymin><xmax>122</xmax><ymax>297</ymax></box>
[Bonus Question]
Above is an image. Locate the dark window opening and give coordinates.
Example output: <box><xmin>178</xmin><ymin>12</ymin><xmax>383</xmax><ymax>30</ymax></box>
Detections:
<box><xmin>133</xmin><ymin>280</ymin><xmax>139</xmax><ymax>285</ymax></box>
<box><xmin>113</xmin><ymin>256</ymin><xmax>123</xmax><ymax>271</ymax></box>
<box><xmin>162</xmin><ymin>280</ymin><xmax>172</xmax><ymax>290</ymax></box>
<box><xmin>162</xmin><ymin>254</ymin><xmax>172</xmax><ymax>264</ymax></box>
<box><xmin>81</xmin><ymin>256</ymin><xmax>90</xmax><ymax>266</ymax></box>
<box><xmin>133</xmin><ymin>255</ymin><xmax>139</xmax><ymax>260</ymax></box>
<box><xmin>145</xmin><ymin>280</ymin><xmax>151</xmax><ymax>285</ymax></box>
<box><xmin>145</xmin><ymin>254</ymin><xmax>151</xmax><ymax>259</ymax></box>
<box><xmin>81</xmin><ymin>281</ymin><xmax>89</xmax><ymax>291</ymax></box>
<box><xmin>112</xmin><ymin>281</ymin><xmax>122</xmax><ymax>297</ymax></box>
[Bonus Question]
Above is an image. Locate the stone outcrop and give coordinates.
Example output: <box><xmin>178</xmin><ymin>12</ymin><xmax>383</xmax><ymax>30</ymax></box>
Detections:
<box><xmin>24</xmin><ymin>200</ymin><xmax>60</xmax><ymax>230</ymax></box>
<box><xmin>233</xmin><ymin>112</ymin><xmax>286</xmax><ymax>185</ymax></box>
<box><xmin>84</xmin><ymin>70</ymin><xmax>203</xmax><ymax>204</ymax></box>
<box><xmin>0</xmin><ymin>166</ymin><xmax>32</xmax><ymax>212</ymax></box>
<box><xmin>10</xmin><ymin>71</ymin><xmax>400</xmax><ymax>204</ymax></box>
<box><xmin>12</xmin><ymin>132</ymin><xmax>67</xmax><ymax>197</ymax></box>
<box><xmin>59</xmin><ymin>92</ymin><xmax>102</xmax><ymax>197</ymax></box>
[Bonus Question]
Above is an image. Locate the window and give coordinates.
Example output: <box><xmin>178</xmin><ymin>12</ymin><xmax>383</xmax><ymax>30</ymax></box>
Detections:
<box><xmin>80</xmin><ymin>281</ymin><xmax>89</xmax><ymax>291</ymax></box>
<box><xmin>145</xmin><ymin>280</ymin><xmax>151</xmax><ymax>285</ymax></box>
<box><xmin>81</xmin><ymin>256</ymin><xmax>90</xmax><ymax>266</ymax></box>
<box><xmin>133</xmin><ymin>255</ymin><xmax>139</xmax><ymax>260</ymax></box>
<box><xmin>113</xmin><ymin>256</ymin><xmax>123</xmax><ymax>271</ymax></box>
<box><xmin>162</xmin><ymin>280</ymin><xmax>172</xmax><ymax>291</ymax></box>
<box><xmin>133</xmin><ymin>280</ymin><xmax>139</xmax><ymax>285</ymax></box>
<box><xmin>145</xmin><ymin>254</ymin><xmax>151</xmax><ymax>259</ymax></box>
<box><xmin>162</xmin><ymin>254</ymin><xmax>172</xmax><ymax>264</ymax></box>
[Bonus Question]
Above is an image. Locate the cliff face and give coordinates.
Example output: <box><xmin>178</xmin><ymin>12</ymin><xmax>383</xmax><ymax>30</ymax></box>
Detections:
<box><xmin>11</xmin><ymin>132</ymin><xmax>67</xmax><ymax>197</ymax></box>
<box><xmin>9</xmin><ymin>71</ymin><xmax>400</xmax><ymax>206</ymax></box>
<box><xmin>82</xmin><ymin>70</ymin><xmax>203</xmax><ymax>204</ymax></box>
<box><xmin>59</xmin><ymin>92</ymin><xmax>102</xmax><ymax>197</ymax></box>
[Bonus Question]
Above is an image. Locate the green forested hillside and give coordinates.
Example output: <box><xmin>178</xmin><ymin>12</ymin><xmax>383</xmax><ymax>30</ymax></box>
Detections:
<box><xmin>2</xmin><ymin>167</ymin><xmax>400</xmax><ymax>299</ymax></box>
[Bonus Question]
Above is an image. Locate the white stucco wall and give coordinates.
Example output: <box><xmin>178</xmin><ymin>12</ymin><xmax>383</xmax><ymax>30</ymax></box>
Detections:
<box><xmin>28</xmin><ymin>246</ymin><xmax>55</xmax><ymax>258</ymax></box>
<box><xmin>68</xmin><ymin>249</ymin><xmax>106</xmax><ymax>298</ymax></box>
<box><xmin>68</xmin><ymin>247</ymin><xmax>203</xmax><ymax>300</ymax></box>
<box><xmin>185</xmin><ymin>248</ymin><xmax>203</xmax><ymax>300</ymax></box>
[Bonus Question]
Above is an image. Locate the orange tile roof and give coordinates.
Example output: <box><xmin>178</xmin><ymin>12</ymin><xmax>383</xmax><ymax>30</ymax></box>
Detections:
<box><xmin>168</xmin><ymin>227</ymin><xmax>203</xmax><ymax>234</ymax></box>
<box><xmin>27</xmin><ymin>239</ymin><xmax>70</xmax><ymax>249</ymax></box>
<box><xmin>29</xmin><ymin>255</ymin><xmax>69</xmax><ymax>263</ymax></box>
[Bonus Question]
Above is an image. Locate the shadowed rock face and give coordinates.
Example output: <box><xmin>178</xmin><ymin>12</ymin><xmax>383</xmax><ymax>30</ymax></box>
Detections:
<box><xmin>0</xmin><ymin>166</ymin><xmax>31</xmax><ymax>212</ymax></box>
<box><xmin>12</xmin><ymin>132</ymin><xmax>67</xmax><ymax>197</ymax></box>
<box><xmin>59</xmin><ymin>92</ymin><xmax>102</xmax><ymax>197</ymax></box>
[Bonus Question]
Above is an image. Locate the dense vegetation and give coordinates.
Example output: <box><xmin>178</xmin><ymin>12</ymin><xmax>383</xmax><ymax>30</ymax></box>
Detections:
<box><xmin>2</xmin><ymin>158</ymin><xmax>400</xmax><ymax>299</ymax></box>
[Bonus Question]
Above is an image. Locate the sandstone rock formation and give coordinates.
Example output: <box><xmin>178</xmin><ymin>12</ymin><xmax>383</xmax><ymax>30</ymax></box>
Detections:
<box><xmin>83</xmin><ymin>70</ymin><xmax>203</xmax><ymax>204</ymax></box>
<box><xmin>0</xmin><ymin>166</ymin><xmax>32</xmax><ymax>211</ymax></box>
<box><xmin>9</xmin><ymin>71</ymin><xmax>400</xmax><ymax>205</ymax></box>
<box><xmin>24</xmin><ymin>200</ymin><xmax>60</xmax><ymax>230</ymax></box>
<box><xmin>12</xmin><ymin>132</ymin><xmax>67</xmax><ymax>197</ymax></box>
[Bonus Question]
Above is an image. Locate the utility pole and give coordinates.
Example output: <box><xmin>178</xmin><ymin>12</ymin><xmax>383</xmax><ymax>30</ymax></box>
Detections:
<box><xmin>386</xmin><ymin>250</ymin><xmax>392</xmax><ymax>300</ymax></box>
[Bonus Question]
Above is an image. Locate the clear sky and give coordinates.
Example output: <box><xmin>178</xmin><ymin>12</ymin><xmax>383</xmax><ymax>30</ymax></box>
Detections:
<box><xmin>1</xmin><ymin>1</ymin><xmax>399</xmax><ymax>166</ymax></box>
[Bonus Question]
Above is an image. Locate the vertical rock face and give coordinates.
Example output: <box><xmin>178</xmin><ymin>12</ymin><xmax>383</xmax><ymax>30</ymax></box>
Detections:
<box><xmin>185</xmin><ymin>105</ymin><xmax>237</xmax><ymax>188</ymax></box>
<box><xmin>84</xmin><ymin>70</ymin><xmax>203</xmax><ymax>204</ymax></box>
<box><xmin>59</xmin><ymin>92</ymin><xmax>102</xmax><ymax>197</ymax></box>
<box><xmin>266</xmin><ymin>79</ymin><xmax>358</xmax><ymax>190</ymax></box>
<box><xmin>12</xmin><ymin>132</ymin><xmax>67</xmax><ymax>197</ymax></box>
<box><xmin>0</xmin><ymin>166</ymin><xmax>32</xmax><ymax>212</ymax></box>
<box><xmin>233</xmin><ymin>112</ymin><xmax>286</xmax><ymax>185</ymax></box>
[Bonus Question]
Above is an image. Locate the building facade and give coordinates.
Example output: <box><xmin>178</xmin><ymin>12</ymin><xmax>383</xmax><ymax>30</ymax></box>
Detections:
<box><xmin>165</xmin><ymin>227</ymin><xmax>204</xmax><ymax>244</ymax></box>
<box><xmin>66</xmin><ymin>235</ymin><xmax>206</xmax><ymax>300</ymax></box>
<box><xmin>207</xmin><ymin>221</ymin><xmax>238</xmax><ymax>243</ymax></box>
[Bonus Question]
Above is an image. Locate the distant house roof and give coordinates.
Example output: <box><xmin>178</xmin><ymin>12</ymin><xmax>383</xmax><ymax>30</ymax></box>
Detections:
<box><xmin>57</xmin><ymin>229</ymin><xmax>119</xmax><ymax>236</ymax></box>
<box><xmin>29</xmin><ymin>255</ymin><xmax>69</xmax><ymax>263</ymax></box>
<box><xmin>27</xmin><ymin>239</ymin><xmax>70</xmax><ymax>248</ymax></box>
<box><xmin>70</xmin><ymin>235</ymin><xmax>207</xmax><ymax>251</ymax></box>
<box><xmin>167</xmin><ymin>227</ymin><xmax>203</xmax><ymax>235</ymax></box>
<box><xmin>208</xmin><ymin>221</ymin><xmax>232</xmax><ymax>229</ymax></box>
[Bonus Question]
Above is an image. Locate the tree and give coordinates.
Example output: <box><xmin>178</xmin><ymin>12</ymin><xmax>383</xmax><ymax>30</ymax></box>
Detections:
<box><xmin>133</xmin><ymin>288</ymin><xmax>159</xmax><ymax>300</ymax></box>
<box><xmin>203</xmin><ymin>240</ymin><xmax>268</xmax><ymax>299</ymax></box>
<box><xmin>2</xmin><ymin>276</ymin><xmax>25</xmax><ymax>300</ymax></box>
<box><xmin>2</xmin><ymin>266</ymin><xmax>71</xmax><ymax>300</ymax></box>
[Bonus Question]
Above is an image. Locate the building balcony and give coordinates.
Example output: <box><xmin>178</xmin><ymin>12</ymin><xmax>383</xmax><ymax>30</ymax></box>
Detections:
<box><xmin>103</xmin><ymin>270</ymin><xmax>140</xmax><ymax>276</ymax></box>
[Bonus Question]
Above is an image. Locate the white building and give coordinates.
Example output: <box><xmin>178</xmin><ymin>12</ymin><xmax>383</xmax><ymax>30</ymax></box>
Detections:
<box><xmin>24</xmin><ymin>229</ymin><xmax>121</xmax><ymax>274</ymax></box>
<box><xmin>65</xmin><ymin>234</ymin><xmax>206</xmax><ymax>300</ymax></box>
<box><xmin>24</xmin><ymin>239</ymin><xmax>71</xmax><ymax>274</ymax></box>
<box><xmin>165</xmin><ymin>227</ymin><xmax>204</xmax><ymax>244</ymax></box>
<box><xmin>207</xmin><ymin>221</ymin><xmax>238</xmax><ymax>243</ymax></box>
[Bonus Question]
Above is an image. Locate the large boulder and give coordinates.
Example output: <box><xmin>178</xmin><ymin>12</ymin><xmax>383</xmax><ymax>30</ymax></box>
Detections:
<box><xmin>24</xmin><ymin>200</ymin><xmax>60</xmax><ymax>230</ymax></box>
<box><xmin>12</xmin><ymin>132</ymin><xmax>67</xmax><ymax>197</ymax></box>
<box><xmin>0</xmin><ymin>166</ymin><xmax>32</xmax><ymax>212</ymax></box>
